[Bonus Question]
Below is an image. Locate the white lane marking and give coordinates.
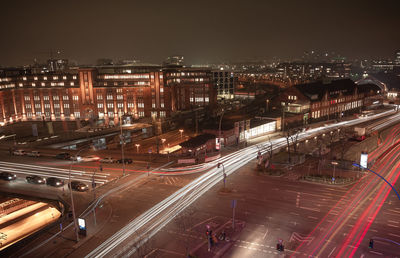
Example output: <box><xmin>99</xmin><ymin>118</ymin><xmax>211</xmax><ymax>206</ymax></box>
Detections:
<box><xmin>308</xmin><ymin>216</ymin><xmax>318</xmax><ymax>220</ymax></box>
<box><xmin>388</xmin><ymin>220</ymin><xmax>399</xmax><ymax>224</ymax></box>
<box><xmin>263</xmin><ymin>228</ymin><xmax>268</xmax><ymax>239</ymax></box>
<box><xmin>299</xmin><ymin>206</ymin><xmax>320</xmax><ymax>212</ymax></box>
<box><xmin>389</xmin><ymin>233</ymin><xmax>400</xmax><ymax>238</ymax></box>
<box><xmin>290</xmin><ymin>212</ymin><xmax>300</xmax><ymax>216</ymax></box>
<box><xmin>387</xmin><ymin>224</ymin><xmax>399</xmax><ymax>228</ymax></box>
<box><xmin>328</xmin><ymin>247</ymin><xmax>336</xmax><ymax>257</ymax></box>
<box><xmin>370</xmin><ymin>250</ymin><xmax>383</xmax><ymax>255</ymax></box>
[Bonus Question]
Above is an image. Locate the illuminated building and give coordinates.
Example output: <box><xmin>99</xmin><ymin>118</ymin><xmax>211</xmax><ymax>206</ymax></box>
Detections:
<box><xmin>0</xmin><ymin>64</ymin><xmax>216</xmax><ymax>125</ymax></box>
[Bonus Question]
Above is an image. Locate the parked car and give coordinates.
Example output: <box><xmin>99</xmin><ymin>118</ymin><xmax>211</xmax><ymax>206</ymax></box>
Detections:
<box><xmin>26</xmin><ymin>175</ymin><xmax>46</xmax><ymax>184</ymax></box>
<box><xmin>69</xmin><ymin>181</ymin><xmax>89</xmax><ymax>192</ymax></box>
<box><xmin>13</xmin><ymin>150</ymin><xmax>26</xmax><ymax>156</ymax></box>
<box><xmin>116</xmin><ymin>158</ymin><xmax>133</xmax><ymax>164</ymax></box>
<box><xmin>81</xmin><ymin>155</ymin><xmax>100</xmax><ymax>162</ymax></box>
<box><xmin>27</xmin><ymin>151</ymin><xmax>41</xmax><ymax>157</ymax></box>
<box><xmin>100</xmin><ymin>157</ymin><xmax>115</xmax><ymax>163</ymax></box>
<box><xmin>55</xmin><ymin>152</ymin><xmax>71</xmax><ymax>160</ymax></box>
<box><xmin>0</xmin><ymin>172</ymin><xmax>17</xmax><ymax>181</ymax></box>
<box><xmin>46</xmin><ymin>177</ymin><xmax>64</xmax><ymax>187</ymax></box>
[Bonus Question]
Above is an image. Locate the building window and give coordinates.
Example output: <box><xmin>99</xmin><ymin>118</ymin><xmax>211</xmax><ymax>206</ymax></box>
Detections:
<box><xmin>117</xmin><ymin>95</ymin><xmax>123</xmax><ymax>100</ymax></box>
<box><xmin>107</xmin><ymin>95</ymin><xmax>113</xmax><ymax>100</ymax></box>
<box><xmin>53</xmin><ymin>76</ymin><xmax>58</xmax><ymax>80</ymax></box>
<box><xmin>43</xmin><ymin>96</ymin><xmax>49</xmax><ymax>100</ymax></box>
<box><xmin>34</xmin><ymin>77</ymin><xmax>38</xmax><ymax>81</ymax></box>
<box><xmin>34</xmin><ymin>96</ymin><xmax>40</xmax><ymax>101</ymax></box>
<box><xmin>24</xmin><ymin>96</ymin><xmax>30</xmax><ymax>101</ymax></box>
<box><xmin>70</xmin><ymin>82</ymin><xmax>74</xmax><ymax>86</ymax></box>
<box><xmin>74</xmin><ymin>112</ymin><xmax>80</xmax><ymax>118</ymax></box>
<box><xmin>97</xmin><ymin>95</ymin><xmax>103</xmax><ymax>100</ymax></box>
<box><xmin>108</xmin><ymin>112</ymin><xmax>114</xmax><ymax>118</ymax></box>
<box><xmin>73</xmin><ymin>96</ymin><xmax>79</xmax><ymax>101</ymax></box>
<box><xmin>63</xmin><ymin>96</ymin><xmax>69</xmax><ymax>101</ymax></box>
<box><xmin>41</xmin><ymin>82</ymin><xmax>45</xmax><ymax>86</ymax></box>
<box><xmin>64</xmin><ymin>103</ymin><xmax>69</xmax><ymax>108</ymax></box>
<box><xmin>117</xmin><ymin>103</ymin><xmax>123</xmax><ymax>108</ymax></box>
<box><xmin>63</xmin><ymin>76</ymin><xmax>67</xmax><ymax>80</ymax></box>
<box><xmin>107</xmin><ymin>103</ymin><xmax>114</xmax><ymax>108</ymax></box>
<box><xmin>23</xmin><ymin>77</ymin><xmax>27</xmax><ymax>81</ymax></box>
<box><xmin>43</xmin><ymin>76</ymin><xmax>47</xmax><ymax>80</ymax></box>
<box><xmin>35</xmin><ymin>104</ymin><xmax>41</xmax><ymax>109</ymax></box>
<box><xmin>160</xmin><ymin>111</ymin><xmax>166</xmax><ymax>117</ymax></box>
<box><xmin>97</xmin><ymin>103</ymin><xmax>104</xmax><ymax>108</ymax></box>
<box><xmin>138</xmin><ymin>111</ymin><xmax>144</xmax><ymax>117</ymax></box>
<box><xmin>32</xmin><ymin>83</ymin><xmax>36</xmax><ymax>87</ymax></box>
<box><xmin>44</xmin><ymin>104</ymin><xmax>50</xmax><ymax>109</ymax></box>
<box><xmin>54</xmin><ymin>104</ymin><xmax>60</xmax><ymax>108</ymax></box>
<box><xmin>72</xmin><ymin>75</ymin><xmax>77</xmax><ymax>79</ymax></box>
<box><xmin>53</xmin><ymin>95</ymin><xmax>59</xmax><ymax>100</ymax></box>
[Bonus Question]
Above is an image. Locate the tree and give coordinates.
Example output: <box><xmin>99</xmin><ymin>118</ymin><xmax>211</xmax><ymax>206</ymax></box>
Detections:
<box><xmin>173</xmin><ymin>206</ymin><xmax>198</xmax><ymax>257</ymax></box>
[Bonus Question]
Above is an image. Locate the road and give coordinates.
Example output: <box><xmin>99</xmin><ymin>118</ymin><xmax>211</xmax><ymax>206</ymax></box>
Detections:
<box><xmin>293</xmin><ymin>123</ymin><xmax>400</xmax><ymax>257</ymax></box>
<box><xmin>85</xmin><ymin>109</ymin><xmax>400</xmax><ymax>257</ymax></box>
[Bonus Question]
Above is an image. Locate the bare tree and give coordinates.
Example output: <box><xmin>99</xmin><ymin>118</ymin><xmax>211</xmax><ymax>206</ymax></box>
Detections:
<box><xmin>129</xmin><ymin>231</ymin><xmax>155</xmax><ymax>258</ymax></box>
<box><xmin>285</xmin><ymin>127</ymin><xmax>301</xmax><ymax>163</ymax></box>
<box><xmin>174</xmin><ymin>206</ymin><xmax>198</xmax><ymax>257</ymax></box>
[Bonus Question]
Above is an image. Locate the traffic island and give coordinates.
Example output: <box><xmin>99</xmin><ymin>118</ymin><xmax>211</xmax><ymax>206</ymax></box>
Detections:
<box><xmin>190</xmin><ymin>219</ymin><xmax>246</xmax><ymax>258</ymax></box>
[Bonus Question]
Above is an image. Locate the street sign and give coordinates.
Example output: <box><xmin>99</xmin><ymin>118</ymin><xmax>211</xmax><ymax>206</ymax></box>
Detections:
<box><xmin>231</xmin><ymin>199</ymin><xmax>237</xmax><ymax>209</ymax></box>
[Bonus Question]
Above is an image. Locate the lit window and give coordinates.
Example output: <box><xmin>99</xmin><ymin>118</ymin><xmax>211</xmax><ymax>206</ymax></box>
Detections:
<box><xmin>34</xmin><ymin>77</ymin><xmax>38</xmax><ymax>81</ymax></box>
<box><xmin>53</xmin><ymin>76</ymin><xmax>58</xmax><ymax>80</ymax></box>
<box><xmin>41</xmin><ymin>82</ymin><xmax>45</xmax><ymax>86</ymax></box>
<box><xmin>72</xmin><ymin>76</ymin><xmax>77</xmax><ymax>79</ymax></box>
<box><xmin>64</xmin><ymin>103</ymin><xmax>70</xmax><ymax>108</ymax></box>
<box><xmin>63</xmin><ymin>76</ymin><xmax>67</xmax><ymax>80</ymax></box>
<box><xmin>63</xmin><ymin>96</ymin><xmax>69</xmax><ymax>100</ymax></box>
<box><xmin>23</xmin><ymin>77</ymin><xmax>27</xmax><ymax>81</ymax></box>
<box><xmin>70</xmin><ymin>82</ymin><xmax>74</xmax><ymax>86</ymax></box>
<box><xmin>73</xmin><ymin>96</ymin><xmax>79</xmax><ymax>101</ymax></box>
<box><xmin>74</xmin><ymin>112</ymin><xmax>80</xmax><ymax>118</ymax></box>
<box><xmin>32</xmin><ymin>83</ymin><xmax>36</xmax><ymax>87</ymax></box>
<box><xmin>43</xmin><ymin>76</ymin><xmax>47</xmax><ymax>80</ymax></box>
<box><xmin>97</xmin><ymin>95</ymin><xmax>103</xmax><ymax>100</ymax></box>
<box><xmin>19</xmin><ymin>83</ymin><xmax>23</xmax><ymax>87</ymax></box>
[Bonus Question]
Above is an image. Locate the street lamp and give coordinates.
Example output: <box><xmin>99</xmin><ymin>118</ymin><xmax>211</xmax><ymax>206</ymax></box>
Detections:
<box><xmin>119</xmin><ymin>110</ymin><xmax>126</xmax><ymax>177</ymax></box>
<box><xmin>218</xmin><ymin>109</ymin><xmax>224</xmax><ymax>153</ymax></box>
<box><xmin>217</xmin><ymin>162</ymin><xmax>226</xmax><ymax>189</ymax></box>
<box><xmin>135</xmin><ymin>143</ymin><xmax>140</xmax><ymax>153</ymax></box>
<box><xmin>331</xmin><ymin>161</ymin><xmax>338</xmax><ymax>182</ymax></box>
<box><xmin>68</xmin><ymin>146</ymin><xmax>91</xmax><ymax>242</ymax></box>
<box><xmin>179</xmin><ymin>129</ymin><xmax>184</xmax><ymax>139</ymax></box>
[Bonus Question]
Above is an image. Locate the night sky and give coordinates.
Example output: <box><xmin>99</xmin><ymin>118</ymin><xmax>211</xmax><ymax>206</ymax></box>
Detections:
<box><xmin>1</xmin><ymin>0</ymin><xmax>399</xmax><ymax>66</ymax></box>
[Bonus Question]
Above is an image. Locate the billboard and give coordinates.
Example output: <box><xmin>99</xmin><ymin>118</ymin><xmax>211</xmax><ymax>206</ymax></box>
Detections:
<box><xmin>360</xmin><ymin>152</ymin><xmax>368</xmax><ymax>168</ymax></box>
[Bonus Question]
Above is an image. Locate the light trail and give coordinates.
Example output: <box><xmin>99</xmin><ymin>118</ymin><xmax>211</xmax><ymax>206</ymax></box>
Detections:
<box><xmin>292</xmin><ymin>122</ymin><xmax>400</xmax><ymax>257</ymax></box>
<box><xmin>0</xmin><ymin>161</ymin><xmax>109</xmax><ymax>184</ymax></box>
<box><xmin>85</xmin><ymin>109</ymin><xmax>400</xmax><ymax>257</ymax></box>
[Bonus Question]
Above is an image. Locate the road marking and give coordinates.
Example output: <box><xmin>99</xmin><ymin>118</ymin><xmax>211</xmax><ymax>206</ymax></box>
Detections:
<box><xmin>299</xmin><ymin>206</ymin><xmax>320</xmax><ymax>212</ymax></box>
<box><xmin>263</xmin><ymin>228</ymin><xmax>268</xmax><ymax>239</ymax></box>
<box><xmin>370</xmin><ymin>229</ymin><xmax>378</xmax><ymax>232</ymax></box>
<box><xmin>290</xmin><ymin>212</ymin><xmax>299</xmax><ymax>216</ymax></box>
<box><xmin>388</xmin><ymin>220</ymin><xmax>399</xmax><ymax>224</ymax></box>
<box><xmin>328</xmin><ymin>247</ymin><xmax>336</xmax><ymax>257</ymax></box>
<box><xmin>369</xmin><ymin>250</ymin><xmax>383</xmax><ymax>256</ymax></box>
<box><xmin>387</xmin><ymin>224</ymin><xmax>399</xmax><ymax>228</ymax></box>
<box><xmin>389</xmin><ymin>233</ymin><xmax>400</xmax><ymax>238</ymax></box>
<box><xmin>388</xmin><ymin>209</ymin><xmax>400</xmax><ymax>214</ymax></box>
<box><xmin>308</xmin><ymin>216</ymin><xmax>318</xmax><ymax>220</ymax></box>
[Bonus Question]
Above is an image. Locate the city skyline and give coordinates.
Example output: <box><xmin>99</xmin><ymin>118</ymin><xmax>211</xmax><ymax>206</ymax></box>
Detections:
<box><xmin>1</xmin><ymin>0</ymin><xmax>399</xmax><ymax>66</ymax></box>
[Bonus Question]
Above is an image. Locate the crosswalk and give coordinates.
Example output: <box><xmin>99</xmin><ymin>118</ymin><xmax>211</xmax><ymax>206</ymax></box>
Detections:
<box><xmin>0</xmin><ymin>161</ymin><xmax>110</xmax><ymax>185</ymax></box>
